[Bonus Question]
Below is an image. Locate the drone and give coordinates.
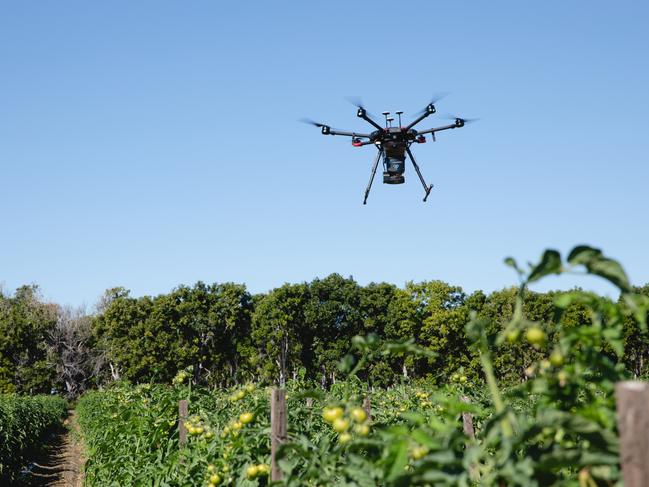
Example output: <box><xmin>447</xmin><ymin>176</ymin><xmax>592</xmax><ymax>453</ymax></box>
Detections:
<box><xmin>303</xmin><ymin>97</ymin><xmax>474</xmax><ymax>204</ymax></box>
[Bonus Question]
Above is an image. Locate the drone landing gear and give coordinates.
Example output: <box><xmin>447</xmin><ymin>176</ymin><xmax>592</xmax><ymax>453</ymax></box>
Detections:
<box><xmin>363</xmin><ymin>149</ymin><xmax>383</xmax><ymax>205</ymax></box>
<box><xmin>406</xmin><ymin>147</ymin><xmax>434</xmax><ymax>202</ymax></box>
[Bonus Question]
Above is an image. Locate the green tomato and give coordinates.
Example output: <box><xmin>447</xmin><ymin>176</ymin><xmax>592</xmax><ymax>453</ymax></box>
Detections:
<box><xmin>550</xmin><ymin>350</ymin><xmax>564</xmax><ymax>367</ymax></box>
<box><xmin>526</xmin><ymin>326</ymin><xmax>546</xmax><ymax>346</ymax></box>
<box><xmin>506</xmin><ymin>329</ymin><xmax>520</xmax><ymax>343</ymax></box>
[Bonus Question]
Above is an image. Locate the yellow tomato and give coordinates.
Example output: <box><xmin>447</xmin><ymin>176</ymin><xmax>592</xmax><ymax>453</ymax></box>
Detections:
<box><xmin>239</xmin><ymin>412</ymin><xmax>254</xmax><ymax>424</ymax></box>
<box><xmin>322</xmin><ymin>406</ymin><xmax>344</xmax><ymax>423</ymax></box>
<box><xmin>354</xmin><ymin>424</ymin><xmax>370</xmax><ymax>436</ymax></box>
<box><xmin>246</xmin><ymin>465</ymin><xmax>259</xmax><ymax>479</ymax></box>
<box><xmin>332</xmin><ymin>418</ymin><xmax>350</xmax><ymax>433</ymax></box>
<box><xmin>350</xmin><ymin>407</ymin><xmax>367</xmax><ymax>423</ymax></box>
<box><xmin>338</xmin><ymin>432</ymin><xmax>352</xmax><ymax>444</ymax></box>
<box><xmin>411</xmin><ymin>445</ymin><xmax>429</xmax><ymax>460</ymax></box>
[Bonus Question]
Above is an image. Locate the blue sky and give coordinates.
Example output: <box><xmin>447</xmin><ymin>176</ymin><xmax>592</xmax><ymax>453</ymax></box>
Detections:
<box><xmin>1</xmin><ymin>1</ymin><xmax>648</xmax><ymax>308</ymax></box>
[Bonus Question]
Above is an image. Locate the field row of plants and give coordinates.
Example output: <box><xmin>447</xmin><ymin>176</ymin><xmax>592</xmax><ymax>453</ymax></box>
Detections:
<box><xmin>0</xmin><ymin>394</ymin><xmax>68</xmax><ymax>482</ymax></box>
<box><xmin>74</xmin><ymin>246</ymin><xmax>649</xmax><ymax>485</ymax></box>
<box><xmin>77</xmin><ymin>376</ymin><xmax>485</xmax><ymax>486</ymax></box>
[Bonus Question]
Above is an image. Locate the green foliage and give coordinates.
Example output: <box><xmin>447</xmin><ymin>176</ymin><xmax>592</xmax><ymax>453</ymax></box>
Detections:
<box><xmin>0</xmin><ymin>286</ymin><xmax>58</xmax><ymax>394</ymax></box>
<box><xmin>0</xmin><ymin>394</ymin><xmax>67</xmax><ymax>482</ymax></box>
<box><xmin>94</xmin><ymin>282</ymin><xmax>253</xmax><ymax>386</ymax></box>
<box><xmin>73</xmin><ymin>243</ymin><xmax>648</xmax><ymax>486</ymax></box>
<box><xmin>251</xmin><ymin>283</ymin><xmax>309</xmax><ymax>385</ymax></box>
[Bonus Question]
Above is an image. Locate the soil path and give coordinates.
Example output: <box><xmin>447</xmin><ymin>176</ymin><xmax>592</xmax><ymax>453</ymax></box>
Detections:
<box><xmin>24</xmin><ymin>410</ymin><xmax>85</xmax><ymax>487</ymax></box>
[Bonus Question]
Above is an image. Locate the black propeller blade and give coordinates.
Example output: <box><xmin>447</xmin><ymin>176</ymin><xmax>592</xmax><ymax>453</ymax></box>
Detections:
<box><xmin>444</xmin><ymin>114</ymin><xmax>479</xmax><ymax>126</ymax></box>
<box><xmin>299</xmin><ymin>118</ymin><xmax>333</xmax><ymax>135</ymax></box>
<box><xmin>345</xmin><ymin>96</ymin><xmax>377</xmax><ymax>119</ymax></box>
<box><xmin>415</xmin><ymin>93</ymin><xmax>449</xmax><ymax>115</ymax></box>
<box><xmin>299</xmin><ymin>118</ymin><xmax>328</xmax><ymax>128</ymax></box>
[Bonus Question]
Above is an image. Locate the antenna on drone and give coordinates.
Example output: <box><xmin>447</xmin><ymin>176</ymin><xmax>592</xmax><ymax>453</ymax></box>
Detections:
<box><xmin>387</xmin><ymin>117</ymin><xmax>394</xmax><ymax>128</ymax></box>
<box><xmin>396</xmin><ymin>111</ymin><xmax>403</xmax><ymax>128</ymax></box>
<box><xmin>382</xmin><ymin>111</ymin><xmax>390</xmax><ymax>128</ymax></box>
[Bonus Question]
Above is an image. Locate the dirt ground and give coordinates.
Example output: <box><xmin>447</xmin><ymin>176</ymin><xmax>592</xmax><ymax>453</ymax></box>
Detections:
<box><xmin>23</xmin><ymin>410</ymin><xmax>86</xmax><ymax>487</ymax></box>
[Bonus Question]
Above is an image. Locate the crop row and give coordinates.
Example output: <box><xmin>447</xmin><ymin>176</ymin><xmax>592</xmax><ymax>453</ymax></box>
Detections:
<box><xmin>0</xmin><ymin>394</ymin><xmax>68</xmax><ymax>482</ymax></box>
<box><xmin>76</xmin><ymin>376</ymin><xmax>478</xmax><ymax>486</ymax></box>
<box><xmin>74</xmin><ymin>247</ymin><xmax>643</xmax><ymax>485</ymax></box>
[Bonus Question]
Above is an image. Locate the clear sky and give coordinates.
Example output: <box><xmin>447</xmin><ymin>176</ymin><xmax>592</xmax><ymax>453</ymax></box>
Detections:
<box><xmin>1</xmin><ymin>1</ymin><xmax>648</xmax><ymax>308</ymax></box>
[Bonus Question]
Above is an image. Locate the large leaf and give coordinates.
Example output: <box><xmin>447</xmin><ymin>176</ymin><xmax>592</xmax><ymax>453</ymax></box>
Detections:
<box><xmin>385</xmin><ymin>439</ymin><xmax>410</xmax><ymax>482</ymax></box>
<box><xmin>527</xmin><ymin>249</ymin><xmax>562</xmax><ymax>284</ymax></box>
<box><xmin>567</xmin><ymin>245</ymin><xmax>631</xmax><ymax>292</ymax></box>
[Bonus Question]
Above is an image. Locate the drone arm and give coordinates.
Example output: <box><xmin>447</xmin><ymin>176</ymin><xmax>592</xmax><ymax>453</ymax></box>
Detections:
<box><xmin>326</xmin><ymin>129</ymin><xmax>372</xmax><ymax>138</ymax></box>
<box><xmin>415</xmin><ymin>122</ymin><xmax>462</xmax><ymax>136</ymax></box>
<box><xmin>406</xmin><ymin>111</ymin><xmax>432</xmax><ymax>131</ymax></box>
<box><xmin>356</xmin><ymin>109</ymin><xmax>385</xmax><ymax>132</ymax></box>
<box><xmin>405</xmin><ymin>104</ymin><xmax>436</xmax><ymax>130</ymax></box>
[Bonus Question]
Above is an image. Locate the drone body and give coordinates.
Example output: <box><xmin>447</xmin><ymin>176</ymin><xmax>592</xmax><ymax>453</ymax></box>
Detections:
<box><xmin>305</xmin><ymin>99</ymin><xmax>470</xmax><ymax>204</ymax></box>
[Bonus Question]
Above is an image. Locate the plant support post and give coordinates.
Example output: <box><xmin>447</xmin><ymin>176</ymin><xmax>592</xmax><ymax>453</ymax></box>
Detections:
<box><xmin>178</xmin><ymin>399</ymin><xmax>188</xmax><ymax>447</ymax></box>
<box><xmin>616</xmin><ymin>381</ymin><xmax>649</xmax><ymax>487</ymax></box>
<box><xmin>271</xmin><ymin>388</ymin><xmax>287</xmax><ymax>481</ymax></box>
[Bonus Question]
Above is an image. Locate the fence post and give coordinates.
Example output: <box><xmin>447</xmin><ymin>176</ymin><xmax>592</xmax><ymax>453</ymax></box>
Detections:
<box><xmin>271</xmin><ymin>388</ymin><xmax>287</xmax><ymax>482</ymax></box>
<box><xmin>178</xmin><ymin>399</ymin><xmax>188</xmax><ymax>447</ymax></box>
<box><xmin>616</xmin><ymin>381</ymin><xmax>649</xmax><ymax>487</ymax></box>
<box><xmin>363</xmin><ymin>396</ymin><xmax>372</xmax><ymax>421</ymax></box>
<box><xmin>460</xmin><ymin>396</ymin><xmax>475</xmax><ymax>441</ymax></box>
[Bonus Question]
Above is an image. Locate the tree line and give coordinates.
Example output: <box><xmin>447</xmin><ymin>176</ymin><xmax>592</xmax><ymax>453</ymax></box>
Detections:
<box><xmin>1</xmin><ymin>275</ymin><xmax>648</xmax><ymax>397</ymax></box>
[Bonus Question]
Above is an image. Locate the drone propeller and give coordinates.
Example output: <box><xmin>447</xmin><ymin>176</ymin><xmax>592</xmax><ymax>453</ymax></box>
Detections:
<box><xmin>414</xmin><ymin>93</ymin><xmax>449</xmax><ymax>115</ymax></box>
<box><xmin>299</xmin><ymin>117</ymin><xmax>334</xmax><ymax>135</ymax></box>
<box><xmin>444</xmin><ymin>114</ymin><xmax>480</xmax><ymax>126</ymax></box>
<box><xmin>345</xmin><ymin>96</ymin><xmax>366</xmax><ymax>110</ymax></box>
<box><xmin>299</xmin><ymin>117</ymin><xmax>328</xmax><ymax>128</ymax></box>
<box><xmin>345</xmin><ymin>96</ymin><xmax>378</xmax><ymax>119</ymax></box>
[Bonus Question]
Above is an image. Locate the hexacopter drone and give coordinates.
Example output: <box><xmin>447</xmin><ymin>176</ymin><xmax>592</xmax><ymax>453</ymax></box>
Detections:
<box><xmin>303</xmin><ymin>97</ymin><xmax>474</xmax><ymax>204</ymax></box>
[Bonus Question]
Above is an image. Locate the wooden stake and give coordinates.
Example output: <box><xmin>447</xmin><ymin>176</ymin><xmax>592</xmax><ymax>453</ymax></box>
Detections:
<box><xmin>271</xmin><ymin>388</ymin><xmax>287</xmax><ymax>482</ymax></box>
<box><xmin>178</xmin><ymin>399</ymin><xmax>188</xmax><ymax>447</ymax></box>
<box><xmin>363</xmin><ymin>396</ymin><xmax>372</xmax><ymax>421</ymax></box>
<box><xmin>616</xmin><ymin>381</ymin><xmax>649</xmax><ymax>487</ymax></box>
<box><xmin>460</xmin><ymin>396</ymin><xmax>475</xmax><ymax>441</ymax></box>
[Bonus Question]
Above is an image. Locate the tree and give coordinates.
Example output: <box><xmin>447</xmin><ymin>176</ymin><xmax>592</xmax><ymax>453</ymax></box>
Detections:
<box><xmin>0</xmin><ymin>285</ymin><xmax>57</xmax><ymax>393</ymax></box>
<box><xmin>48</xmin><ymin>306</ymin><xmax>96</xmax><ymax>398</ymax></box>
<box><xmin>251</xmin><ymin>283</ymin><xmax>309</xmax><ymax>385</ymax></box>
<box><xmin>621</xmin><ymin>284</ymin><xmax>649</xmax><ymax>377</ymax></box>
<box><xmin>305</xmin><ymin>274</ymin><xmax>363</xmax><ymax>386</ymax></box>
<box><xmin>93</xmin><ymin>283</ymin><xmax>253</xmax><ymax>387</ymax></box>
